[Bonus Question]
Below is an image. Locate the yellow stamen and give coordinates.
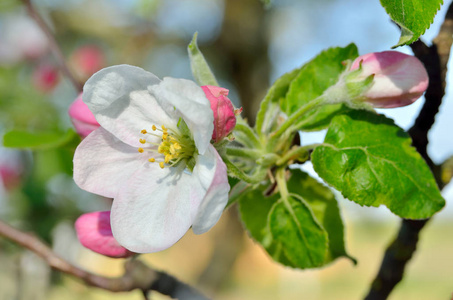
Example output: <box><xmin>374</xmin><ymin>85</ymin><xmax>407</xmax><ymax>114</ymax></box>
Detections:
<box><xmin>152</xmin><ymin>125</ymin><xmax>157</xmax><ymax>131</ymax></box>
<box><xmin>141</xmin><ymin>129</ymin><xmax>147</xmax><ymax>134</ymax></box>
<box><xmin>162</xmin><ymin>133</ymin><xmax>168</xmax><ymax>140</ymax></box>
<box><xmin>138</xmin><ymin>148</ymin><xmax>144</xmax><ymax>153</ymax></box>
<box><xmin>159</xmin><ymin>162</ymin><xmax>165</xmax><ymax>169</ymax></box>
<box><xmin>173</xmin><ymin>142</ymin><xmax>181</xmax><ymax>150</ymax></box>
<box><xmin>170</xmin><ymin>144</ymin><xmax>177</xmax><ymax>155</ymax></box>
<box><xmin>139</xmin><ymin>139</ymin><xmax>146</xmax><ymax>144</ymax></box>
<box><xmin>148</xmin><ymin>158</ymin><xmax>155</xmax><ymax>162</ymax></box>
<box><xmin>165</xmin><ymin>154</ymin><xmax>173</xmax><ymax>163</ymax></box>
<box><xmin>158</xmin><ymin>144</ymin><xmax>165</xmax><ymax>153</ymax></box>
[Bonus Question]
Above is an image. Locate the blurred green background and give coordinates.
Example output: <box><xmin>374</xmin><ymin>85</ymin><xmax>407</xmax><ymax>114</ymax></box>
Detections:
<box><xmin>0</xmin><ymin>0</ymin><xmax>452</xmax><ymax>299</ymax></box>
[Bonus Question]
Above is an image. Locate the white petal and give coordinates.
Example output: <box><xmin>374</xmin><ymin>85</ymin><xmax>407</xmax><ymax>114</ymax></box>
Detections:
<box><xmin>192</xmin><ymin>145</ymin><xmax>230</xmax><ymax>234</ymax></box>
<box><xmin>148</xmin><ymin>77</ymin><xmax>214</xmax><ymax>155</ymax></box>
<box><xmin>83</xmin><ymin>65</ymin><xmax>176</xmax><ymax>147</ymax></box>
<box><xmin>73</xmin><ymin>127</ymin><xmax>148</xmax><ymax>198</ymax></box>
<box><xmin>110</xmin><ymin>165</ymin><xmax>206</xmax><ymax>253</ymax></box>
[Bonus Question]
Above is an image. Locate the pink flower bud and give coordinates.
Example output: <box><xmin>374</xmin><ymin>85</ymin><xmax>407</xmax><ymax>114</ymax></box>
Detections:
<box><xmin>201</xmin><ymin>85</ymin><xmax>237</xmax><ymax>143</ymax></box>
<box><xmin>70</xmin><ymin>45</ymin><xmax>105</xmax><ymax>81</ymax></box>
<box><xmin>75</xmin><ymin>211</ymin><xmax>134</xmax><ymax>258</ymax></box>
<box><xmin>350</xmin><ymin>51</ymin><xmax>428</xmax><ymax>108</ymax></box>
<box><xmin>32</xmin><ymin>64</ymin><xmax>59</xmax><ymax>93</ymax></box>
<box><xmin>0</xmin><ymin>152</ymin><xmax>22</xmax><ymax>191</ymax></box>
<box><xmin>68</xmin><ymin>93</ymin><xmax>100</xmax><ymax>138</ymax></box>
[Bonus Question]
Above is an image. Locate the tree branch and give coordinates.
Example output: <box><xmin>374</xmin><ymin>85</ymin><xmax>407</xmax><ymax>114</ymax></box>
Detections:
<box><xmin>0</xmin><ymin>220</ymin><xmax>209</xmax><ymax>300</ymax></box>
<box><xmin>365</xmin><ymin>3</ymin><xmax>453</xmax><ymax>299</ymax></box>
<box><xmin>21</xmin><ymin>0</ymin><xmax>83</xmax><ymax>92</ymax></box>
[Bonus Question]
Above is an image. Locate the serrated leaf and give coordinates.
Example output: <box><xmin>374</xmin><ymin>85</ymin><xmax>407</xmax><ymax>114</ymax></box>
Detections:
<box><xmin>3</xmin><ymin>129</ymin><xmax>78</xmax><ymax>150</ymax></box>
<box><xmin>187</xmin><ymin>32</ymin><xmax>219</xmax><ymax>86</ymax></box>
<box><xmin>269</xmin><ymin>197</ymin><xmax>328</xmax><ymax>268</ymax></box>
<box><xmin>287</xmin><ymin>169</ymin><xmax>355</xmax><ymax>264</ymax></box>
<box><xmin>238</xmin><ymin>174</ymin><xmax>349</xmax><ymax>269</ymax></box>
<box><xmin>238</xmin><ymin>187</ymin><xmax>278</xmax><ymax>242</ymax></box>
<box><xmin>237</xmin><ymin>185</ymin><xmax>298</xmax><ymax>264</ymax></box>
<box><xmin>380</xmin><ymin>0</ymin><xmax>443</xmax><ymax>47</ymax></box>
<box><xmin>283</xmin><ymin>44</ymin><xmax>358</xmax><ymax>131</ymax></box>
<box><xmin>312</xmin><ymin>110</ymin><xmax>445</xmax><ymax>219</ymax></box>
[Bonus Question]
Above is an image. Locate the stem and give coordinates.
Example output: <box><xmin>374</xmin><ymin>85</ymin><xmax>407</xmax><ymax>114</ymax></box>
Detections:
<box><xmin>234</xmin><ymin>123</ymin><xmax>261</xmax><ymax>148</ymax></box>
<box><xmin>364</xmin><ymin>219</ymin><xmax>429</xmax><ymax>300</ymax></box>
<box><xmin>276</xmin><ymin>144</ymin><xmax>320</xmax><ymax>166</ymax></box>
<box><xmin>226</xmin><ymin>147</ymin><xmax>262</xmax><ymax>160</ymax></box>
<box><xmin>0</xmin><ymin>220</ymin><xmax>208</xmax><ymax>299</ymax></box>
<box><xmin>22</xmin><ymin>0</ymin><xmax>83</xmax><ymax>92</ymax></box>
<box><xmin>221</xmin><ymin>153</ymin><xmax>265</xmax><ymax>183</ymax></box>
<box><xmin>268</xmin><ymin>96</ymin><xmax>325</xmax><ymax>148</ymax></box>
<box><xmin>275</xmin><ymin>168</ymin><xmax>289</xmax><ymax>200</ymax></box>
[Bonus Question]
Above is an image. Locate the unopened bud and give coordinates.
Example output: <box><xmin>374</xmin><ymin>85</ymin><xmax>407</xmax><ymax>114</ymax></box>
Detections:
<box><xmin>68</xmin><ymin>93</ymin><xmax>100</xmax><ymax>138</ymax></box>
<box><xmin>32</xmin><ymin>64</ymin><xmax>59</xmax><ymax>93</ymax></box>
<box><xmin>349</xmin><ymin>51</ymin><xmax>428</xmax><ymax>108</ymax></box>
<box><xmin>201</xmin><ymin>85</ymin><xmax>238</xmax><ymax>143</ymax></box>
<box><xmin>70</xmin><ymin>45</ymin><xmax>105</xmax><ymax>82</ymax></box>
<box><xmin>75</xmin><ymin>211</ymin><xmax>134</xmax><ymax>258</ymax></box>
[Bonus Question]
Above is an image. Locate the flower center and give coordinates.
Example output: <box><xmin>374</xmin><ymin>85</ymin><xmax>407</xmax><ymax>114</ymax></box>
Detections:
<box><xmin>138</xmin><ymin>123</ymin><xmax>196</xmax><ymax>170</ymax></box>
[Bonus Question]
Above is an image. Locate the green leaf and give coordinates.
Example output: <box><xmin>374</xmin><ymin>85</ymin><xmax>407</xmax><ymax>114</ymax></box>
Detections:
<box><xmin>255</xmin><ymin>68</ymin><xmax>300</xmax><ymax>136</ymax></box>
<box><xmin>312</xmin><ymin>110</ymin><xmax>445</xmax><ymax>219</ymax></box>
<box><xmin>239</xmin><ymin>173</ymin><xmax>352</xmax><ymax>269</ymax></box>
<box><xmin>380</xmin><ymin>0</ymin><xmax>443</xmax><ymax>47</ymax></box>
<box><xmin>282</xmin><ymin>44</ymin><xmax>358</xmax><ymax>131</ymax></box>
<box><xmin>287</xmin><ymin>169</ymin><xmax>356</xmax><ymax>264</ymax></box>
<box><xmin>3</xmin><ymin>129</ymin><xmax>79</xmax><ymax>150</ymax></box>
<box><xmin>269</xmin><ymin>197</ymin><xmax>328</xmax><ymax>268</ymax></box>
<box><xmin>238</xmin><ymin>185</ymin><xmax>278</xmax><ymax>244</ymax></box>
<box><xmin>187</xmin><ymin>32</ymin><xmax>219</xmax><ymax>86</ymax></box>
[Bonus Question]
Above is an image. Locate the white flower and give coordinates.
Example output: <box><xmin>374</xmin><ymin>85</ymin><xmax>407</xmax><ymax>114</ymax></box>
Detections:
<box><xmin>73</xmin><ymin>65</ymin><xmax>230</xmax><ymax>253</ymax></box>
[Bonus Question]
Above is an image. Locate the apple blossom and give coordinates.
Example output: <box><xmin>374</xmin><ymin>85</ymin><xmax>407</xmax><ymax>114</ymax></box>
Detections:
<box><xmin>73</xmin><ymin>65</ymin><xmax>230</xmax><ymax>253</ymax></box>
<box><xmin>349</xmin><ymin>51</ymin><xmax>429</xmax><ymax>108</ymax></box>
<box><xmin>68</xmin><ymin>93</ymin><xmax>100</xmax><ymax>138</ymax></box>
<box><xmin>201</xmin><ymin>85</ymin><xmax>237</xmax><ymax>143</ymax></box>
<box><xmin>75</xmin><ymin>211</ymin><xmax>133</xmax><ymax>258</ymax></box>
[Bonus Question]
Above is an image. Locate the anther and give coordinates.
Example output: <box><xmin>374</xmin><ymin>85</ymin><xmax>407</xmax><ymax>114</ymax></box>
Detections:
<box><xmin>159</xmin><ymin>162</ymin><xmax>165</xmax><ymax>169</ymax></box>
<box><xmin>162</xmin><ymin>133</ymin><xmax>168</xmax><ymax>140</ymax></box>
<box><xmin>141</xmin><ymin>129</ymin><xmax>147</xmax><ymax>134</ymax></box>
<box><xmin>138</xmin><ymin>148</ymin><xmax>144</xmax><ymax>153</ymax></box>
<box><xmin>152</xmin><ymin>125</ymin><xmax>157</xmax><ymax>131</ymax></box>
<box><xmin>139</xmin><ymin>139</ymin><xmax>146</xmax><ymax>144</ymax></box>
<box><xmin>162</xmin><ymin>125</ymin><xmax>167</xmax><ymax>131</ymax></box>
<box><xmin>148</xmin><ymin>158</ymin><xmax>155</xmax><ymax>162</ymax></box>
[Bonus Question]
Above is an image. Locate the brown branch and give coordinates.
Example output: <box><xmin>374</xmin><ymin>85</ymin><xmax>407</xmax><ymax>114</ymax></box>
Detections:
<box><xmin>21</xmin><ymin>0</ymin><xmax>83</xmax><ymax>92</ymax></box>
<box><xmin>0</xmin><ymin>220</ymin><xmax>209</xmax><ymax>299</ymax></box>
<box><xmin>365</xmin><ymin>3</ymin><xmax>453</xmax><ymax>299</ymax></box>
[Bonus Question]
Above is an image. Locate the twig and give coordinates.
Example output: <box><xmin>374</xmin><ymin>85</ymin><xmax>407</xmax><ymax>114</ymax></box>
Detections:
<box><xmin>0</xmin><ymin>220</ymin><xmax>209</xmax><ymax>300</ymax></box>
<box><xmin>365</xmin><ymin>3</ymin><xmax>453</xmax><ymax>299</ymax></box>
<box><xmin>21</xmin><ymin>0</ymin><xmax>83</xmax><ymax>92</ymax></box>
